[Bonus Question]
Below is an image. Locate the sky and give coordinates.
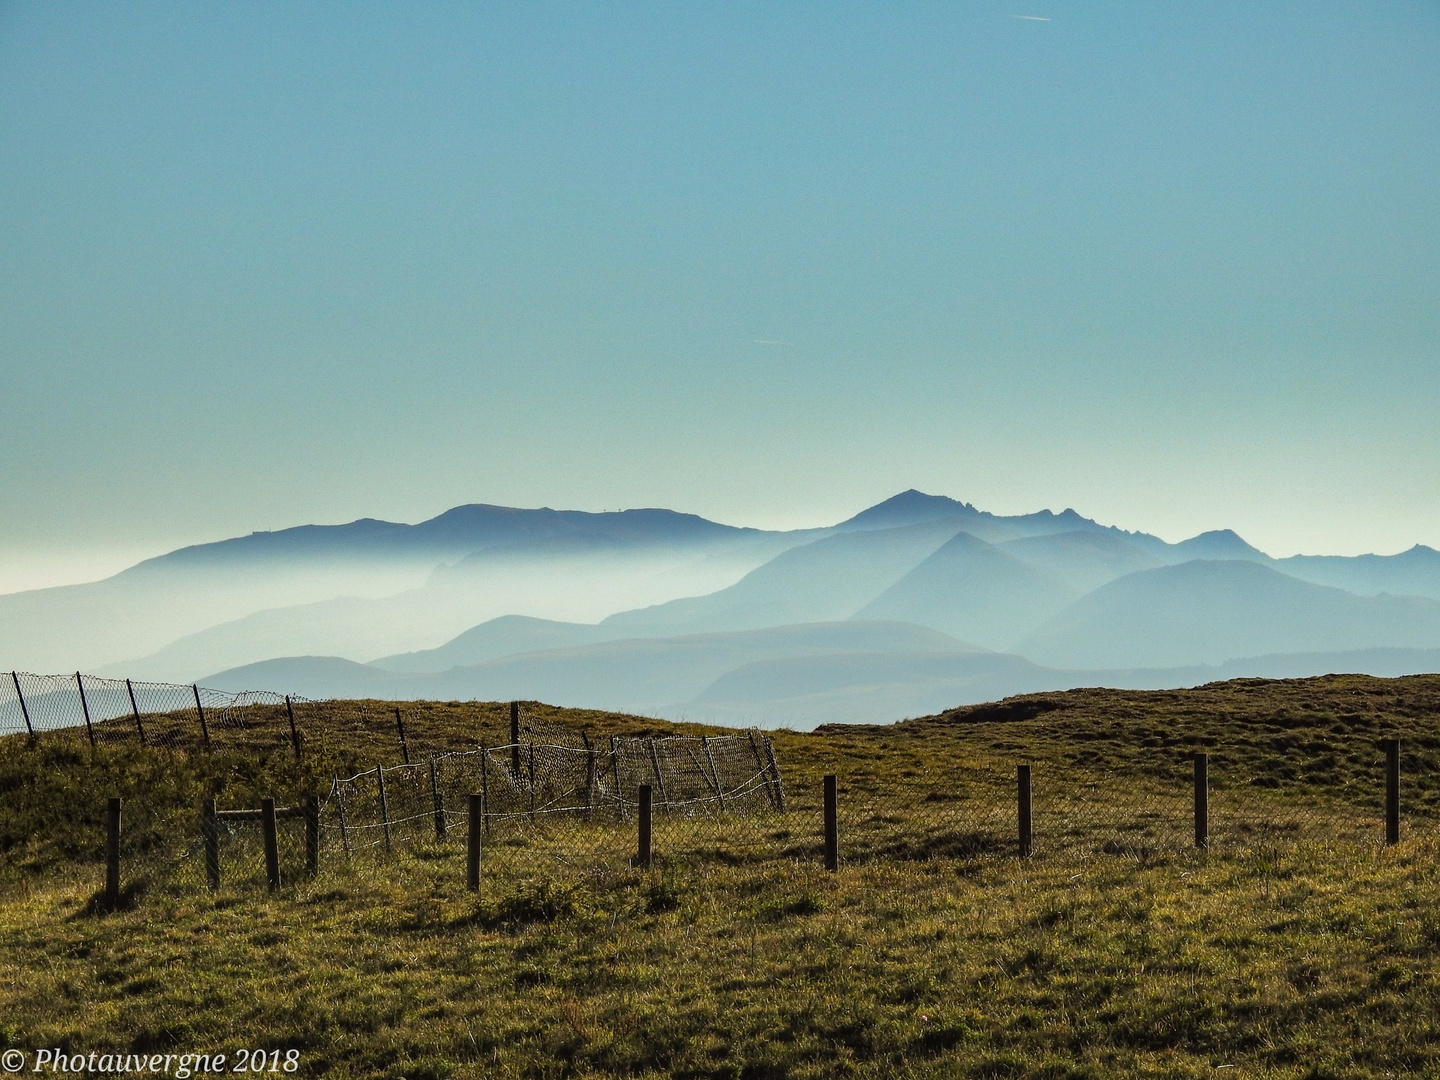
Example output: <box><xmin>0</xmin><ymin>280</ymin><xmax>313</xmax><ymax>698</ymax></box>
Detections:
<box><xmin>1</xmin><ymin>1</ymin><xmax>1438</xmax><ymax>592</ymax></box>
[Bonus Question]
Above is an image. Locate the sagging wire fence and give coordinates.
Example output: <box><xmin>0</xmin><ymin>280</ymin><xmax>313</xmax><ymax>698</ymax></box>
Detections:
<box><xmin>1</xmin><ymin>671</ymin><xmax>313</xmax><ymax>755</ymax></box>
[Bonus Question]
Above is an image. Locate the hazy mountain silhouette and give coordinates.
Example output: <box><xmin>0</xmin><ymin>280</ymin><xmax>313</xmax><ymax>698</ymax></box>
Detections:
<box><xmin>1276</xmin><ymin>545</ymin><xmax>1440</xmax><ymax>600</ymax></box>
<box><xmin>996</xmin><ymin>530</ymin><xmax>1162</xmax><ymax>593</ymax></box>
<box><xmin>599</xmin><ymin>519</ymin><xmax>967</xmax><ymax>636</ymax></box>
<box><xmin>1165</xmin><ymin>529</ymin><xmax>1271</xmax><ymax>564</ymax></box>
<box><xmin>1019</xmin><ymin>560</ymin><xmax>1440</xmax><ymax>670</ymax></box>
<box><xmin>853</xmin><ymin>531</ymin><xmax>1078</xmax><ymax>648</ymax></box>
<box><xmin>371</xmin><ymin>616</ymin><xmax>616</xmax><ymax>673</ymax></box>
<box><xmin>9</xmin><ymin>505</ymin><xmax>801</xmax><ymax>674</ymax></box>
<box><xmin>202</xmin><ymin>621</ymin><xmax>976</xmax><ymax>711</ymax></box>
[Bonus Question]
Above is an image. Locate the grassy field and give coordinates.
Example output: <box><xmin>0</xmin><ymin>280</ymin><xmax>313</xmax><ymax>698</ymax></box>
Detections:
<box><xmin>3</xmin><ymin>674</ymin><xmax>1440</xmax><ymax>1078</ymax></box>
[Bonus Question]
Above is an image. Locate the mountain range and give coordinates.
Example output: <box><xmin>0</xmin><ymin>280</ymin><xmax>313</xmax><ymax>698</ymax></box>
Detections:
<box><xmin>5</xmin><ymin>490</ymin><xmax>1440</xmax><ymax>728</ymax></box>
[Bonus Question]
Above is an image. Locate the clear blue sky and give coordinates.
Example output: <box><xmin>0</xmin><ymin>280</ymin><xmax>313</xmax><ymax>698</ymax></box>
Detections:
<box><xmin>2</xmin><ymin>2</ymin><xmax>1437</xmax><ymax>589</ymax></box>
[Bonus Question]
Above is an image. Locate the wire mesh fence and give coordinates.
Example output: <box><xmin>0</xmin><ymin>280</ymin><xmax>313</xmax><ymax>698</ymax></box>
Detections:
<box><xmin>5</xmin><ymin>674</ymin><xmax>1437</xmax><ymax>907</ymax></box>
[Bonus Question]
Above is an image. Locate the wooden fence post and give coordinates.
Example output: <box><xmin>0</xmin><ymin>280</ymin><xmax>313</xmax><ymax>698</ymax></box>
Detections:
<box><xmin>11</xmin><ymin>672</ymin><xmax>34</xmax><ymax>737</ymax></box>
<box><xmin>285</xmin><ymin>697</ymin><xmax>302</xmax><ymax>760</ymax></box>
<box><xmin>1385</xmin><ymin>738</ymin><xmax>1401</xmax><ymax>846</ymax></box>
<box><xmin>105</xmin><ymin>797</ymin><xmax>121</xmax><ymax>910</ymax></box>
<box><xmin>204</xmin><ymin>797</ymin><xmax>220</xmax><ymax>890</ymax></box>
<box><xmin>126</xmin><ymin>679</ymin><xmax>147</xmax><ymax>745</ymax></box>
<box><xmin>395</xmin><ymin>708</ymin><xmax>410</xmax><ymax>765</ymax></box>
<box><xmin>192</xmin><ymin>684</ymin><xmax>210</xmax><ymax>748</ymax></box>
<box><xmin>1194</xmin><ymin>753</ymin><xmax>1209</xmax><ymax>850</ymax></box>
<box><xmin>261</xmin><ymin>797</ymin><xmax>281</xmax><ymax>892</ymax></box>
<box><xmin>510</xmin><ymin>701</ymin><xmax>521</xmax><ymax>777</ymax></box>
<box><xmin>376</xmin><ymin>764</ymin><xmax>391</xmax><ymax>852</ymax></box>
<box><xmin>304</xmin><ymin>797</ymin><xmax>319</xmax><ymax>876</ymax></box>
<box><xmin>430</xmin><ymin>758</ymin><xmax>446</xmax><ymax>840</ymax></box>
<box><xmin>823</xmin><ymin>774</ymin><xmax>838</xmax><ymax>872</ymax></box>
<box><xmin>467</xmin><ymin>793</ymin><xmax>483</xmax><ymax>892</ymax></box>
<box><xmin>76</xmin><ymin>673</ymin><xmax>96</xmax><ymax>748</ymax></box>
<box><xmin>637</xmin><ymin>784</ymin><xmax>653</xmax><ymax>869</ymax></box>
<box><xmin>1018</xmin><ymin>764</ymin><xmax>1033</xmax><ymax>859</ymax></box>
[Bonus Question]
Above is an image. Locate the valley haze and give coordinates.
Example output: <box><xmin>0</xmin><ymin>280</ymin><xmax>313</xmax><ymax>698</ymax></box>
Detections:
<box><xmin>6</xmin><ymin>490</ymin><xmax>1440</xmax><ymax>729</ymax></box>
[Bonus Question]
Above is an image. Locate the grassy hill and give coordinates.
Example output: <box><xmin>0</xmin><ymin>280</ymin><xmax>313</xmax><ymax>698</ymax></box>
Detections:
<box><xmin>4</xmin><ymin>675</ymin><xmax>1440</xmax><ymax>1077</ymax></box>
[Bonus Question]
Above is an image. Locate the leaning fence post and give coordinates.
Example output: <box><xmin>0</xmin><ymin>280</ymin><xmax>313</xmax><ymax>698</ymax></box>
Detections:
<box><xmin>11</xmin><ymin>672</ymin><xmax>34</xmax><ymax>738</ymax></box>
<box><xmin>763</xmin><ymin>736</ymin><xmax>787</xmax><ymax>812</ymax></box>
<box><xmin>1385</xmin><ymin>738</ymin><xmax>1401</xmax><ymax>846</ymax></box>
<box><xmin>647</xmin><ymin>738</ymin><xmax>670</xmax><ymax>807</ymax></box>
<box><xmin>285</xmin><ymin>696</ymin><xmax>302</xmax><ymax>760</ymax></box>
<box><xmin>260</xmin><ymin>797</ymin><xmax>281</xmax><ymax>892</ymax></box>
<box><xmin>1018</xmin><ymin>764</ymin><xmax>1033</xmax><ymax>859</ymax></box>
<box><xmin>1194</xmin><ymin>752</ymin><xmax>1209</xmax><ymax>850</ymax></box>
<box><xmin>376</xmin><ymin>764</ymin><xmax>391</xmax><ymax>852</ymax></box>
<box><xmin>192</xmin><ymin>685</ymin><xmax>210</xmax><ymax>748</ymax></box>
<box><xmin>467</xmin><ymin>793</ymin><xmax>483</xmax><ymax>892</ymax></box>
<box><xmin>204</xmin><ymin>797</ymin><xmax>220</xmax><ymax>890</ymax></box>
<box><xmin>747</xmin><ymin>730</ymin><xmax>776</xmax><ymax>809</ymax></box>
<box><xmin>105</xmin><ymin>797</ymin><xmax>121</xmax><ymax>910</ymax></box>
<box><xmin>126</xmin><ymin>679</ymin><xmax>147</xmax><ymax>745</ymax></box>
<box><xmin>76</xmin><ymin>672</ymin><xmax>96</xmax><ymax>748</ymax></box>
<box><xmin>637</xmin><ymin>784</ymin><xmax>652</xmax><ymax>869</ymax></box>
<box><xmin>510</xmin><ymin>701</ymin><xmax>521</xmax><ymax>777</ymax></box>
<box><xmin>823</xmin><ymin>774</ymin><xmax>839</xmax><ymax>872</ymax></box>
<box><xmin>430</xmin><ymin>758</ymin><xmax>446</xmax><ymax>840</ymax></box>
<box><xmin>304</xmin><ymin>796</ymin><xmax>319</xmax><ymax>877</ymax></box>
<box><xmin>395</xmin><ymin>708</ymin><xmax>410</xmax><ymax>765</ymax></box>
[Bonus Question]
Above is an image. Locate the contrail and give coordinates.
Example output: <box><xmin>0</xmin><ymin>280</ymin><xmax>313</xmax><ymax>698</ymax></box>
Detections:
<box><xmin>1011</xmin><ymin>14</ymin><xmax>1051</xmax><ymax>21</ymax></box>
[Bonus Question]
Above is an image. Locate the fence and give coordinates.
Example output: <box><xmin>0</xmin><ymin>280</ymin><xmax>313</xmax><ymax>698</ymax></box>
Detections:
<box><xmin>77</xmin><ymin>736</ymin><xmax>1435</xmax><ymax>908</ymax></box>
<box><xmin>1</xmin><ymin>671</ymin><xmax>315</xmax><ymax>755</ymax></box>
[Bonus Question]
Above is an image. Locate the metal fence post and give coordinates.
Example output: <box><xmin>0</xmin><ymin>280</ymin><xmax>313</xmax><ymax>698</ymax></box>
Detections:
<box><xmin>11</xmin><ymin>672</ymin><xmax>34</xmax><ymax>737</ymax></box>
<box><xmin>823</xmin><ymin>774</ymin><xmax>838</xmax><ymax>872</ymax></box>
<box><xmin>1385</xmin><ymin>738</ymin><xmax>1401</xmax><ymax>845</ymax></box>
<box><xmin>1194</xmin><ymin>752</ymin><xmax>1209</xmax><ymax>850</ymax></box>
<box><xmin>285</xmin><ymin>696</ymin><xmax>302</xmax><ymax>760</ymax></box>
<box><xmin>192</xmin><ymin>684</ymin><xmax>210</xmax><ymax>748</ymax></box>
<box><xmin>637</xmin><ymin>784</ymin><xmax>652</xmax><ymax>869</ymax></box>
<box><xmin>1018</xmin><ymin>764</ymin><xmax>1033</xmax><ymax>858</ymax></box>
<box><xmin>261</xmin><ymin>797</ymin><xmax>281</xmax><ymax>892</ymax></box>
<box><xmin>76</xmin><ymin>673</ymin><xmax>95</xmax><ymax>748</ymax></box>
<box><xmin>467</xmin><ymin>793</ymin><xmax>483</xmax><ymax>892</ymax></box>
<box><xmin>105</xmin><ymin>797</ymin><xmax>121</xmax><ymax>909</ymax></box>
<box><xmin>126</xmin><ymin>679</ymin><xmax>146</xmax><ymax>745</ymax></box>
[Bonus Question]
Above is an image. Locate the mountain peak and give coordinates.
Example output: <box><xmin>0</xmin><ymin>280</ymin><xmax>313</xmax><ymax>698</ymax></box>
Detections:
<box><xmin>836</xmin><ymin>490</ymin><xmax>979</xmax><ymax>532</ymax></box>
<box><xmin>1171</xmin><ymin>529</ymin><xmax>1270</xmax><ymax>562</ymax></box>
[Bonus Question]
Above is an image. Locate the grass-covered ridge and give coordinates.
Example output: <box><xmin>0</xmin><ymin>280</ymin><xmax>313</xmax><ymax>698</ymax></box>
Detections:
<box><xmin>3</xmin><ymin>674</ymin><xmax>1440</xmax><ymax>1078</ymax></box>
